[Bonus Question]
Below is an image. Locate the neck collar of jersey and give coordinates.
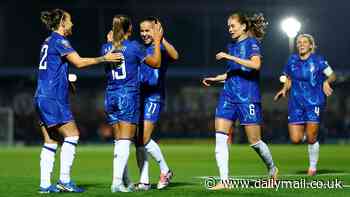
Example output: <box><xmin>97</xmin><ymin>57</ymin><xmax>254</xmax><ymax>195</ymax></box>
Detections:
<box><xmin>51</xmin><ymin>31</ymin><xmax>65</xmax><ymax>39</ymax></box>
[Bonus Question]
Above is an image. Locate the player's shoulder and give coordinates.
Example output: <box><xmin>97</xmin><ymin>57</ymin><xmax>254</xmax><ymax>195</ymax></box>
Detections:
<box><xmin>227</xmin><ymin>41</ymin><xmax>236</xmax><ymax>50</ymax></box>
<box><xmin>101</xmin><ymin>42</ymin><xmax>113</xmax><ymax>54</ymax></box>
<box><xmin>126</xmin><ymin>40</ymin><xmax>142</xmax><ymax>48</ymax></box>
<box><xmin>246</xmin><ymin>37</ymin><xmax>261</xmax><ymax>48</ymax></box>
<box><xmin>311</xmin><ymin>53</ymin><xmax>329</xmax><ymax>68</ymax></box>
<box><xmin>289</xmin><ymin>53</ymin><xmax>300</xmax><ymax>61</ymax></box>
<box><xmin>247</xmin><ymin>36</ymin><xmax>259</xmax><ymax>43</ymax></box>
<box><xmin>54</xmin><ymin>36</ymin><xmax>71</xmax><ymax>49</ymax></box>
<box><xmin>310</xmin><ymin>53</ymin><xmax>325</xmax><ymax>61</ymax></box>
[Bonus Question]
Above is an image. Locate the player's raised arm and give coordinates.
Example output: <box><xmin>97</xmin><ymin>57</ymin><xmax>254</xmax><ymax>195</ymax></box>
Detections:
<box><xmin>152</xmin><ymin>20</ymin><xmax>178</xmax><ymax>60</ymax></box>
<box><xmin>144</xmin><ymin>23</ymin><xmax>163</xmax><ymax>68</ymax></box>
<box><xmin>162</xmin><ymin>38</ymin><xmax>179</xmax><ymax>61</ymax></box>
<box><xmin>216</xmin><ymin>52</ymin><xmax>261</xmax><ymax>70</ymax></box>
<box><xmin>66</xmin><ymin>51</ymin><xmax>124</xmax><ymax>69</ymax></box>
<box><xmin>159</xmin><ymin>21</ymin><xmax>179</xmax><ymax>61</ymax></box>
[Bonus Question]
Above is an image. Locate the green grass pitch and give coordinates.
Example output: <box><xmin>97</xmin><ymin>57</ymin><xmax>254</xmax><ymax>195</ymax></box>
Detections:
<box><xmin>0</xmin><ymin>144</ymin><xmax>349</xmax><ymax>196</ymax></box>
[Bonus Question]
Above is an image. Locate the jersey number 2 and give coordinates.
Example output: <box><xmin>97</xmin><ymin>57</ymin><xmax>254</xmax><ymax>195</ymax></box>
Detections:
<box><xmin>39</xmin><ymin>45</ymin><xmax>48</xmax><ymax>70</ymax></box>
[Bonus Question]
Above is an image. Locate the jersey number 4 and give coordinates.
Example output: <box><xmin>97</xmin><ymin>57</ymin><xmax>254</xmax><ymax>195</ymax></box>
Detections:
<box><xmin>39</xmin><ymin>45</ymin><xmax>49</xmax><ymax>70</ymax></box>
<box><xmin>111</xmin><ymin>55</ymin><xmax>126</xmax><ymax>80</ymax></box>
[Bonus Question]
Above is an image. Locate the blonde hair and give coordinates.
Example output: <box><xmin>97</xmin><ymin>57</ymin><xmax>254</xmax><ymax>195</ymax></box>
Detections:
<box><xmin>296</xmin><ymin>34</ymin><xmax>317</xmax><ymax>53</ymax></box>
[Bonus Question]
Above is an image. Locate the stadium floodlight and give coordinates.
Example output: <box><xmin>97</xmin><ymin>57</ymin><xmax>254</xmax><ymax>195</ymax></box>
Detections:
<box><xmin>281</xmin><ymin>17</ymin><xmax>301</xmax><ymax>38</ymax></box>
<box><xmin>281</xmin><ymin>17</ymin><xmax>301</xmax><ymax>54</ymax></box>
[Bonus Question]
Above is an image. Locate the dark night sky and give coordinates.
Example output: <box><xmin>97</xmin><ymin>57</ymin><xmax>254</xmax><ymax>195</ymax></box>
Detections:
<box><xmin>0</xmin><ymin>0</ymin><xmax>349</xmax><ymax>76</ymax></box>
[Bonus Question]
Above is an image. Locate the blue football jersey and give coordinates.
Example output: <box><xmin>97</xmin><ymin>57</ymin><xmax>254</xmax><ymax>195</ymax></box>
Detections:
<box><xmin>34</xmin><ymin>32</ymin><xmax>75</xmax><ymax>102</ymax></box>
<box><xmin>139</xmin><ymin>44</ymin><xmax>170</xmax><ymax>100</ymax></box>
<box><xmin>283</xmin><ymin>53</ymin><xmax>329</xmax><ymax>106</ymax></box>
<box><xmin>101</xmin><ymin>40</ymin><xmax>147</xmax><ymax>90</ymax></box>
<box><xmin>223</xmin><ymin>37</ymin><xmax>262</xmax><ymax>103</ymax></box>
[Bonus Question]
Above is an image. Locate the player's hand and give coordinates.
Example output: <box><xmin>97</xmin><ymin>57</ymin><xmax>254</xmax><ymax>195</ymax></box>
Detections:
<box><xmin>323</xmin><ymin>81</ymin><xmax>333</xmax><ymax>96</ymax></box>
<box><xmin>107</xmin><ymin>30</ymin><xmax>113</xmax><ymax>42</ymax></box>
<box><xmin>274</xmin><ymin>89</ymin><xmax>287</xmax><ymax>101</ymax></box>
<box><xmin>152</xmin><ymin>22</ymin><xmax>163</xmax><ymax>43</ymax></box>
<box><xmin>202</xmin><ymin>77</ymin><xmax>217</xmax><ymax>87</ymax></box>
<box><xmin>103</xmin><ymin>52</ymin><xmax>124</xmax><ymax>63</ymax></box>
<box><xmin>216</xmin><ymin>52</ymin><xmax>230</xmax><ymax>60</ymax></box>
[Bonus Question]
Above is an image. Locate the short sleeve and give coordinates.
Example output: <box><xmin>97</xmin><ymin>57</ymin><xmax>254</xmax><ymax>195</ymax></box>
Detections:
<box><xmin>247</xmin><ymin>39</ymin><xmax>261</xmax><ymax>58</ymax></box>
<box><xmin>317</xmin><ymin>55</ymin><xmax>330</xmax><ymax>71</ymax></box>
<box><xmin>101</xmin><ymin>43</ymin><xmax>113</xmax><ymax>56</ymax></box>
<box><xmin>55</xmin><ymin>38</ymin><xmax>75</xmax><ymax>56</ymax></box>
<box><xmin>283</xmin><ymin>55</ymin><xmax>294</xmax><ymax>76</ymax></box>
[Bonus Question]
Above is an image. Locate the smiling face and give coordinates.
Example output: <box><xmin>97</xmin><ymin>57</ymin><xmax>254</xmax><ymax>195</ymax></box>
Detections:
<box><xmin>227</xmin><ymin>16</ymin><xmax>246</xmax><ymax>39</ymax></box>
<box><xmin>296</xmin><ymin>35</ymin><xmax>314</xmax><ymax>56</ymax></box>
<box><xmin>140</xmin><ymin>21</ymin><xmax>154</xmax><ymax>45</ymax></box>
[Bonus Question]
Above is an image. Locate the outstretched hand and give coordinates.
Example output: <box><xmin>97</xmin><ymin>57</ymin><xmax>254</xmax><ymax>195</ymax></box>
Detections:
<box><xmin>216</xmin><ymin>52</ymin><xmax>230</xmax><ymax>60</ymax></box>
<box><xmin>104</xmin><ymin>52</ymin><xmax>124</xmax><ymax>63</ymax></box>
<box><xmin>274</xmin><ymin>89</ymin><xmax>288</xmax><ymax>101</ymax></box>
<box><xmin>202</xmin><ymin>77</ymin><xmax>217</xmax><ymax>87</ymax></box>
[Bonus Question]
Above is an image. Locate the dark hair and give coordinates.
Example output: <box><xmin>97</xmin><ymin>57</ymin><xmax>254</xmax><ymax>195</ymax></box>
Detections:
<box><xmin>229</xmin><ymin>12</ymin><xmax>268</xmax><ymax>40</ymax></box>
<box><xmin>40</xmin><ymin>9</ymin><xmax>66</xmax><ymax>31</ymax></box>
<box><xmin>112</xmin><ymin>15</ymin><xmax>132</xmax><ymax>49</ymax></box>
<box><xmin>140</xmin><ymin>16</ymin><xmax>160</xmax><ymax>24</ymax></box>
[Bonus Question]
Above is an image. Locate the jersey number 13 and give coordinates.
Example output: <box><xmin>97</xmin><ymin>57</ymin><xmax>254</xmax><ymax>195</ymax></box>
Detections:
<box><xmin>111</xmin><ymin>55</ymin><xmax>126</xmax><ymax>80</ymax></box>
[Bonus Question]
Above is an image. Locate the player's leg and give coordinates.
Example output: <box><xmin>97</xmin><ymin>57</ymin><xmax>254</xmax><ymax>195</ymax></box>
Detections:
<box><xmin>135</xmin><ymin>99</ymin><xmax>171</xmax><ymax>190</ymax></box>
<box><xmin>305</xmin><ymin>105</ymin><xmax>322</xmax><ymax>176</ymax></box>
<box><xmin>210</xmin><ymin>95</ymin><xmax>236</xmax><ymax>190</ymax></box>
<box><xmin>135</xmin><ymin>124</ymin><xmax>150</xmax><ymax>189</ymax></box>
<box><xmin>227</xmin><ymin>127</ymin><xmax>233</xmax><ymax>144</ymax></box>
<box><xmin>211</xmin><ymin>118</ymin><xmax>234</xmax><ymax>190</ymax></box>
<box><xmin>240</xmin><ymin>103</ymin><xmax>278</xmax><ymax>180</ymax></box>
<box><xmin>34</xmin><ymin>98</ymin><xmax>64</xmax><ymax>193</ymax></box>
<box><xmin>56</xmin><ymin>121</ymin><xmax>84</xmax><ymax>192</ymax></box>
<box><xmin>106</xmin><ymin>89</ymin><xmax>139</xmax><ymax>192</ymax></box>
<box><xmin>111</xmin><ymin>122</ymin><xmax>136</xmax><ymax>192</ymax></box>
<box><xmin>39</xmin><ymin>125</ymin><xmax>59</xmax><ymax>193</ymax></box>
<box><xmin>244</xmin><ymin>125</ymin><xmax>278</xmax><ymax>178</ymax></box>
<box><xmin>288</xmin><ymin>124</ymin><xmax>305</xmax><ymax>144</ymax></box>
<box><xmin>112</xmin><ymin>123</ymin><xmax>133</xmax><ymax>189</ymax></box>
<box><xmin>143</xmin><ymin>120</ymin><xmax>172</xmax><ymax>189</ymax></box>
<box><xmin>305</xmin><ymin>123</ymin><xmax>320</xmax><ymax>176</ymax></box>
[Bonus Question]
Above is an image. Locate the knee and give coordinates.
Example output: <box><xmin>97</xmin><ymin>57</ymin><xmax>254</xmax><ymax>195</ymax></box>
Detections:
<box><xmin>307</xmin><ymin>138</ymin><xmax>317</xmax><ymax>144</ymax></box>
<box><xmin>44</xmin><ymin>138</ymin><xmax>58</xmax><ymax>144</ymax></box>
<box><xmin>143</xmin><ymin>136</ymin><xmax>151</xmax><ymax>145</ymax></box>
<box><xmin>290</xmin><ymin>138</ymin><xmax>302</xmax><ymax>144</ymax></box>
<box><xmin>66</xmin><ymin>129</ymin><xmax>80</xmax><ymax>137</ymax></box>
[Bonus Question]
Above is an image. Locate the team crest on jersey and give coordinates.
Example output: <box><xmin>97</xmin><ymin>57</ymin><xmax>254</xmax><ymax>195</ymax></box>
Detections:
<box><xmin>252</xmin><ymin>43</ymin><xmax>260</xmax><ymax>51</ymax></box>
<box><xmin>61</xmin><ymin>39</ymin><xmax>71</xmax><ymax>49</ymax></box>
<box><xmin>240</xmin><ymin>46</ymin><xmax>246</xmax><ymax>57</ymax></box>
